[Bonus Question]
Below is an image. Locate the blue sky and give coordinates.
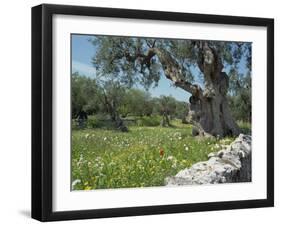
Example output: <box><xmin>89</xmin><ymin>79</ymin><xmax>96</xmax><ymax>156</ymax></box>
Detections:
<box><xmin>71</xmin><ymin>34</ymin><xmax>249</xmax><ymax>102</ymax></box>
<box><xmin>71</xmin><ymin>34</ymin><xmax>190</xmax><ymax>102</ymax></box>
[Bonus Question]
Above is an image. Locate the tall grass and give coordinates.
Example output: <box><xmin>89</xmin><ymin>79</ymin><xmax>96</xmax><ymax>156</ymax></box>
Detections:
<box><xmin>71</xmin><ymin>120</ymin><xmax>234</xmax><ymax>190</ymax></box>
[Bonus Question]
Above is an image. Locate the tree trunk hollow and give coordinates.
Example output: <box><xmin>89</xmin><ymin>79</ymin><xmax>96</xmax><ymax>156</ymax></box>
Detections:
<box><xmin>189</xmin><ymin>79</ymin><xmax>240</xmax><ymax>137</ymax></box>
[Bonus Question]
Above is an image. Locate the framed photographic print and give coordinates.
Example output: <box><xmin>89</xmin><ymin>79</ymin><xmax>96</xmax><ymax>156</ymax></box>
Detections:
<box><xmin>32</xmin><ymin>4</ymin><xmax>274</xmax><ymax>221</ymax></box>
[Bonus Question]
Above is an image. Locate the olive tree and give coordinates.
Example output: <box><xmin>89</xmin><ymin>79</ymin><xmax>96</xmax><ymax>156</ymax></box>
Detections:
<box><xmin>91</xmin><ymin>37</ymin><xmax>251</xmax><ymax>137</ymax></box>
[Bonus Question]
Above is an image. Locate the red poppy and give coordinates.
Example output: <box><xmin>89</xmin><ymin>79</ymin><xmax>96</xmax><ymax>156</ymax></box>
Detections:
<box><xmin>159</xmin><ymin>148</ymin><xmax>164</xmax><ymax>157</ymax></box>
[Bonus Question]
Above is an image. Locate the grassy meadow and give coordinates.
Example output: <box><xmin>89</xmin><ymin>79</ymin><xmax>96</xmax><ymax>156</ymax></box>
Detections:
<box><xmin>71</xmin><ymin>120</ymin><xmax>235</xmax><ymax>190</ymax></box>
<box><xmin>70</xmin><ymin>35</ymin><xmax>252</xmax><ymax>190</ymax></box>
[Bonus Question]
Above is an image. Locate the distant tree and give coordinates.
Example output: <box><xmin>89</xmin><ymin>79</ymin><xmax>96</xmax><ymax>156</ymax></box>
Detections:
<box><xmin>72</xmin><ymin>72</ymin><xmax>128</xmax><ymax>131</ymax></box>
<box><xmin>155</xmin><ymin>95</ymin><xmax>177</xmax><ymax>126</ymax></box>
<box><xmin>71</xmin><ymin>72</ymin><xmax>101</xmax><ymax>117</ymax></box>
<box><xmin>99</xmin><ymin>80</ymin><xmax>128</xmax><ymax>132</ymax></box>
<box><xmin>121</xmin><ymin>89</ymin><xmax>153</xmax><ymax>117</ymax></box>
<box><xmin>175</xmin><ymin>101</ymin><xmax>189</xmax><ymax>123</ymax></box>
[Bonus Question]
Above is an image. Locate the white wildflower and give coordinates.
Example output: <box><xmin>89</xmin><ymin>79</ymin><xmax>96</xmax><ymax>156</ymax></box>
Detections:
<box><xmin>95</xmin><ymin>156</ymin><xmax>102</xmax><ymax>162</ymax></box>
<box><xmin>71</xmin><ymin>179</ymin><xmax>81</xmax><ymax>189</ymax></box>
<box><xmin>103</xmin><ymin>137</ymin><xmax>107</xmax><ymax>141</ymax></box>
<box><xmin>79</xmin><ymin>154</ymin><xmax>83</xmax><ymax>162</ymax></box>
<box><xmin>167</xmin><ymin>156</ymin><xmax>174</xmax><ymax>161</ymax></box>
<box><xmin>109</xmin><ymin>161</ymin><xmax>116</xmax><ymax>166</ymax></box>
<box><xmin>185</xmin><ymin>146</ymin><xmax>189</xmax><ymax>151</ymax></box>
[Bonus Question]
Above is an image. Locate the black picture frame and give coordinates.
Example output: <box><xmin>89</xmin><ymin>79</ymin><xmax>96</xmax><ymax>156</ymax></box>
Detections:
<box><xmin>32</xmin><ymin>3</ymin><xmax>274</xmax><ymax>222</ymax></box>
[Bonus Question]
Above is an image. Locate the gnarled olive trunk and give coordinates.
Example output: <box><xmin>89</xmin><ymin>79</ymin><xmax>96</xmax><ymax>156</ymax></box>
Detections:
<box><xmin>152</xmin><ymin>42</ymin><xmax>240</xmax><ymax>137</ymax></box>
<box><xmin>188</xmin><ymin>73</ymin><xmax>240</xmax><ymax>137</ymax></box>
<box><xmin>122</xmin><ymin>42</ymin><xmax>240</xmax><ymax>137</ymax></box>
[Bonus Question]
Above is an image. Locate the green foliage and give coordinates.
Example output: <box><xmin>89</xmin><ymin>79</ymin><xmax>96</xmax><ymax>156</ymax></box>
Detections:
<box><xmin>228</xmin><ymin>71</ymin><xmax>251</xmax><ymax>122</ymax></box>
<box><xmin>91</xmin><ymin>36</ymin><xmax>252</xmax><ymax>91</ymax></box>
<box><xmin>72</xmin><ymin>72</ymin><xmax>189</xmax><ymax>122</ymax></box>
<box><xmin>86</xmin><ymin>115</ymin><xmax>105</xmax><ymax>128</ymax></box>
<box><xmin>91</xmin><ymin>37</ymin><xmax>161</xmax><ymax>88</ymax></box>
<box><xmin>237</xmin><ymin>120</ymin><xmax>251</xmax><ymax>134</ymax></box>
<box><xmin>71</xmin><ymin>121</ymin><xmax>234</xmax><ymax>190</ymax></box>
<box><xmin>136</xmin><ymin>115</ymin><xmax>162</xmax><ymax>127</ymax></box>
<box><xmin>72</xmin><ymin>114</ymin><xmax>116</xmax><ymax>130</ymax></box>
<box><xmin>72</xmin><ymin>72</ymin><xmax>101</xmax><ymax>117</ymax></box>
<box><xmin>120</xmin><ymin>89</ymin><xmax>153</xmax><ymax>117</ymax></box>
<box><xmin>155</xmin><ymin>95</ymin><xmax>177</xmax><ymax>116</ymax></box>
<box><xmin>174</xmin><ymin>101</ymin><xmax>189</xmax><ymax>119</ymax></box>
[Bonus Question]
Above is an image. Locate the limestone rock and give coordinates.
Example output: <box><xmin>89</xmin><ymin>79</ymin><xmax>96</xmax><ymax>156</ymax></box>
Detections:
<box><xmin>165</xmin><ymin>134</ymin><xmax>251</xmax><ymax>186</ymax></box>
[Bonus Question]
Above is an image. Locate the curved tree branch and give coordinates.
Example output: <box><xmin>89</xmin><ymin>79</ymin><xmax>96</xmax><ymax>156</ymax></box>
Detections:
<box><xmin>123</xmin><ymin>46</ymin><xmax>202</xmax><ymax>98</ymax></box>
<box><xmin>152</xmin><ymin>48</ymin><xmax>203</xmax><ymax>98</ymax></box>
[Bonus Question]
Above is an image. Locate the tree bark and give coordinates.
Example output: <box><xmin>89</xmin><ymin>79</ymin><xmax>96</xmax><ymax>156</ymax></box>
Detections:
<box><xmin>160</xmin><ymin>111</ymin><xmax>170</xmax><ymax>127</ymax></box>
<box><xmin>102</xmin><ymin>91</ymin><xmax>128</xmax><ymax>132</ymax></box>
<box><xmin>151</xmin><ymin>44</ymin><xmax>240</xmax><ymax>137</ymax></box>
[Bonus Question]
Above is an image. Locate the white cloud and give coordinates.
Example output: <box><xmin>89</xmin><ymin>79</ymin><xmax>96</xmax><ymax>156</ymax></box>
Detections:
<box><xmin>72</xmin><ymin>60</ymin><xmax>96</xmax><ymax>77</ymax></box>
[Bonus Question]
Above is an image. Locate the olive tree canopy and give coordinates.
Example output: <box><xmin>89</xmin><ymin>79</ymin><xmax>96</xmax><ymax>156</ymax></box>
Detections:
<box><xmin>91</xmin><ymin>36</ymin><xmax>251</xmax><ymax>137</ymax></box>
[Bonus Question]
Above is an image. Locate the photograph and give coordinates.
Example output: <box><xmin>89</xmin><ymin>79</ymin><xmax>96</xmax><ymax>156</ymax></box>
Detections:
<box><xmin>71</xmin><ymin>34</ymin><xmax>252</xmax><ymax>190</ymax></box>
<box><xmin>31</xmin><ymin>3</ymin><xmax>274</xmax><ymax>221</ymax></box>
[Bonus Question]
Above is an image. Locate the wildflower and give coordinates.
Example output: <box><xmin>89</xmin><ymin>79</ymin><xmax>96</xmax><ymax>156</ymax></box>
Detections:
<box><xmin>181</xmin><ymin>160</ymin><xmax>187</xmax><ymax>164</ymax></box>
<box><xmin>77</xmin><ymin>154</ymin><xmax>84</xmax><ymax>166</ymax></box>
<box><xmin>109</xmin><ymin>161</ymin><xmax>115</xmax><ymax>166</ymax></box>
<box><xmin>103</xmin><ymin>137</ymin><xmax>107</xmax><ymax>141</ymax></box>
<box><xmin>71</xmin><ymin>179</ymin><xmax>81</xmax><ymax>189</ymax></box>
<box><xmin>174</xmin><ymin>132</ymin><xmax>181</xmax><ymax>137</ymax></box>
<box><xmin>159</xmin><ymin>148</ymin><xmax>164</xmax><ymax>157</ymax></box>
<box><xmin>185</xmin><ymin>146</ymin><xmax>189</xmax><ymax>151</ymax></box>
<box><xmin>167</xmin><ymin>156</ymin><xmax>174</xmax><ymax>161</ymax></box>
<box><xmin>85</xmin><ymin>133</ymin><xmax>90</xmax><ymax>139</ymax></box>
<box><xmin>95</xmin><ymin>156</ymin><xmax>102</xmax><ymax>162</ymax></box>
<box><xmin>84</xmin><ymin>186</ymin><xmax>92</xmax><ymax>190</ymax></box>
